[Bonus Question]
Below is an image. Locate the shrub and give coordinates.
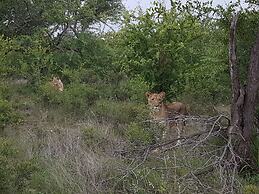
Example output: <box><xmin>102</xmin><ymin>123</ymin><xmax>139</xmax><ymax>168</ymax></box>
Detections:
<box><xmin>39</xmin><ymin>81</ymin><xmax>62</xmax><ymax>104</ymax></box>
<box><xmin>114</xmin><ymin>167</ymin><xmax>167</xmax><ymax>194</ymax></box>
<box><xmin>0</xmin><ymin>36</ymin><xmax>22</xmax><ymax>77</ymax></box>
<box><xmin>126</xmin><ymin>122</ymin><xmax>154</xmax><ymax>146</ymax></box>
<box><xmin>0</xmin><ymin>83</ymin><xmax>10</xmax><ymax>100</ymax></box>
<box><xmin>94</xmin><ymin>99</ymin><xmax>149</xmax><ymax>125</ymax></box>
<box><xmin>39</xmin><ymin>82</ymin><xmax>99</xmax><ymax>114</ymax></box>
<box><xmin>62</xmin><ymin>68</ymin><xmax>100</xmax><ymax>84</ymax></box>
<box><xmin>0</xmin><ymin>138</ymin><xmax>39</xmax><ymax>193</ymax></box>
<box><xmin>244</xmin><ymin>184</ymin><xmax>259</xmax><ymax>194</ymax></box>
<box><xmin>0</xmin><ymin>139</ymin><xmax>17</xmax><ymax>192</ymax></box>
<box><xmin>81</xmin><ymin>127</ymin><xmax>106</xmax><ymax>149</ymax></box>
<box><xmin>251</xmin><ymin>131</ymin><xmax>259</xmax><ymax>167</ymax></box>
<box><xmin>63</xmin><ymin>83</ymin><xmax>98</xmax><ymax>109</ymax></box>
<box><xmin>0</xmin><ymin>99</ymin><xmax>21</xmax><ymax>129</ymax></box>
<box><xmin>113</xmin><ymin>76</ymin><xmax>150</xmax><ymax>102</ymax></box>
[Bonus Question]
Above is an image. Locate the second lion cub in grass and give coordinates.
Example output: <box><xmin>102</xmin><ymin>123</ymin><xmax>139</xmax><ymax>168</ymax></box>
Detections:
<box><xmin>51</xmin><ymin>77</ymin><xmax>64</xmax><ymax>92</ymax></box>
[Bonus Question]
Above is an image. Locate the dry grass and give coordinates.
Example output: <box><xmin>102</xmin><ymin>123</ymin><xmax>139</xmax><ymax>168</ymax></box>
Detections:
<box><xmin>9</xmin><ymin>99</ymin><xmax>253</xmax><ymax>193</ymax></box>
<box><xmin>15</xmin><ymin>103</ymin><xmax>127</xmax><ymax>193</ymax></box>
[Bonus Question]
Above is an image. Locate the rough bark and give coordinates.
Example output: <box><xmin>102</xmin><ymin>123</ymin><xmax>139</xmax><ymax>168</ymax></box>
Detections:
<box><xmin>229</xmin><ymin>13</ymin><xmax>240</xmax><ymax>112</ymax></box>
<box><xmin>241</xmin><ymin>31</ymin><xmax>259</xmax><ymax>165</ymax></box>
<box><xmin>229</xmin><ymin>13</ymin><xmax>259</xmax><ymax>170</ymax></box>
<box><xmin>229</xmin><ymin>13</ymin><xmax>243</xmax><ymax>135</ymax></box>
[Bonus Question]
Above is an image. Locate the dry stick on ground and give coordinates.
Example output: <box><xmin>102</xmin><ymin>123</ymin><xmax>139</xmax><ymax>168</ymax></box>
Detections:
<box><xmin>114</xmin><ymin>114</ymin><xmax>230</xmax><ymax>158</ymax></box>
<box><xmin>112</xmin><ymin>114</ymin><xmax>234</xmax><ymax>193</ymax></box>
<box><xmin>163</xmin><ymin>116</ymin><xmax>242</xmax><ymax>193</ymax></box>
<box><xmin>145</xmin><ymin>115</ymin><xmax>229</xmax><ymax>153</ymax></box>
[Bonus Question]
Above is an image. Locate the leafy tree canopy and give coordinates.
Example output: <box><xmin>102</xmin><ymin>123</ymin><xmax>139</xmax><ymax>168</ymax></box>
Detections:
<box><xmin>0</xmin><ymin>0</ymin><xmax>123</xmax><ymax>38</ymax></box>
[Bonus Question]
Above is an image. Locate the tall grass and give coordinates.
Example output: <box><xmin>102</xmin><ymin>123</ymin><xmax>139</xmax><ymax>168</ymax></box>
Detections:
<box><xmin>19</xmin><ymin>119</ymin><xmax>126</xmax><ymax>193</ymax></box>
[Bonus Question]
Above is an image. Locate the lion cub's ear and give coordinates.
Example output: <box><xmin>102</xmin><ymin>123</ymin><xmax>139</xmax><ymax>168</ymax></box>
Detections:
<box><xmin>145</xmin><ymin>92</ymin><xmax>152</xmax><ymax>98</ymax></box>
<box><xmin>52</xmin><ymin>77</ymin><xmax>58</xmax><ymax>82</ymax></box>
<box><xmin>159</xmin><ymin>91</ymin><xmax>165</xmax><ymax>99</ymax></box>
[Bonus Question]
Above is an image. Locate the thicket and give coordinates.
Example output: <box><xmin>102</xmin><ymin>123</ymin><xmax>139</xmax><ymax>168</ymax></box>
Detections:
<box><xmin>0</xmin><ymin>0</ymin><xmax>258</xmax><ymax>193</ymax></box>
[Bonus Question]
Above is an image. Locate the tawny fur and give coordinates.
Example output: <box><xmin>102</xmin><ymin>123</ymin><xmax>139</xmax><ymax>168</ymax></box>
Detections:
<box><xmin>145</xmin><ymin>91</ymin><xmax>187</xmax><ymax>121</ymax></box>
<box><xmin>51</xmin><ymin>77</ymin><xmax>64</xmax><ymax>92</ymax></box>
<box><xmin>145</xmin><ymin>91</ymin><xmax>188</xmax><ymax>144</ymax></box>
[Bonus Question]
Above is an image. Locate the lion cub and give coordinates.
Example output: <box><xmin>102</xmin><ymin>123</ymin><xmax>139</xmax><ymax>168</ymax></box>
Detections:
<box><xmin>145</xmin><ymin>91</ymin><xmax>188</xmax><ymax>142</ymax></box>
<box><xmin>51</xmin><ymin>77</ymin><xmax>64</xmax><ymax>92</ymax></box>
<box><xmin>145</xmin><ymin>91</ymin><xmax>187</xmax><ymax>121</ymax></box>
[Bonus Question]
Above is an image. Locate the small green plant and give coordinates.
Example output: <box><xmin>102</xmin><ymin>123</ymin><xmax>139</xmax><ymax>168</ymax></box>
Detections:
<box><xmin>62</xmin><ymin>83</ymin><xmax>98</xmax><ymax>110</ymax></box>
<box><xmin>62</xmin><ymin>68</ymin><xmax>100</xmax><ymax>84</ymax></box>
<box><xmin>39</xmin><ymin>82</ymin><xmax>99</xmax><ymax>114</ymax></box>
<box><xmin>251</xmin><ymin>130</ymin><xmax>259</xmax><ymax>167</ymax></box>
<box><xmin>114</xmin><ymin>167</ymin><xmax>168</xmax><ymax>194</ymax></box>
<box><xmin>39</xmin><ymin>81</ymin><xmax>62</xmax><ymax>104</ymax></box>
<box><xmin>0</xmin><ymin>138</ymin><xmax>39</xmax><ymax>193</ymax></box>
<box><xmin>0</xmin><ymin>83</ymin><xmax>10</xmax><ymax>100</ymax></box>
<box><xmin>244</xmin><ymin>184</ymin><xmax>259</xmax><ymax>194</ymax></box>
<box><xmin>126</xmin><ymin>122</ymin><xmax>154</xmax><ymax>146</ymax></box>
<box><xmin>0</xmin><ymin>99</ymin><xmax>21</xmax><ymax>129</ymax></box>
<box><xmin>94</xmin><ymin>99</ymin><xmax>149</xmax><ymax>124</ymax></box>
<box><xmin>114</xmin><ymin>76</ymin><xmax>150</xmax><ymax>102</ymax></box>
<box><xmin>82</xmin><ymin>127</ymin><xmax>106</xmax><ymax>148</ymax></box>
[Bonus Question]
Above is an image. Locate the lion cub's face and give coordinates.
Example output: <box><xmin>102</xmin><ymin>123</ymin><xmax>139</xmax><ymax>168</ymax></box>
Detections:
<box><xmin>145</xmin><ymin>92</ymin><xmax>165</xmax><ymax>107</ymax></box>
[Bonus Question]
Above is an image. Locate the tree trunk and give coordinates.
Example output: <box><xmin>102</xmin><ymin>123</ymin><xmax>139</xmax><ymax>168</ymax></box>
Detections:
<box><xmin>229</xmin><ymin>13</ymin><xmax>259</xmax><ymax>171</ymax></box>
<box><xmin>241</xmin><ymin>31</ymin><xmax>259</xmax><ymax>166</ymax></box>
<box><xmin>229</xmin><ymin>13</ymin><xmax>243</xmax><ymax>132</ymax></box>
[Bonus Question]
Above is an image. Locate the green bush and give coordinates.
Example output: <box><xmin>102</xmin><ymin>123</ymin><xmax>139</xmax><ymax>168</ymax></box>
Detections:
<box><xmin>0</xmin><ymin>83</ymin><xmax>10</xmax><ymax>100</ymax></box>
<box><xmin>0</xmin><ymin>36</ymin><xmax>22</xmax><ymax>77</ymax></box>
<box><xmin>251</xmin><ymin>131</ymin><xmax>259</xmax><ymax>167</ymax></box>
<box><xmin>0</xmin><ymin>139</ymin><xmax>17</xmax><ymax>192</ymax></box>
<box><xmin>244</xmin><ymin>184</ymin><xmax>259</xmax><ymax>194</ymax></box>
<box><xmin>126</xmin><ymin>122</ymin><xmax>154</xmax><ymax>146</ymax></box>
<box><xmin>94</xmin><ymin>99</ymin><xmax>149</xmax><ymax>124</ymax></box>
<box><xmin>63</xmin><ymin>83</ymin><xmax>98</xmax><ymax>109</ymax></box>
<box><xmin>0</xmin><ymin>99</ymin><xmax>21</xmax><ymax>129</ymax></box>
<box><xmin>0</xmin><ymin>138</ymin><xmax>39</xmax><ymax>193</ymax></box>
<box><xmin>39</xmin><ymin>81</ymin><xmax>62</xmax><ymax>104</ymax></box>
<box><xmin>17</xmin><ymin>35</ymin><xmax>54</xmax><ymax>86</ymax></box>
<box><xmin>40</xmin><ymin>82</ymin><xmax>99</xmax><ymax>114</ymax></box>
<box><xmin>114</xmin><ymin>167</ymin><xmax>167</xmax><ymax>194</ymax></box>
<box><xmin>26</xmin><ymin>168</ymin><xmax>56</xmax><ymax>194</ymax></box>
<box><xmin>81</xmin><ymin>127</ymin><xmax>106</xmax><ymax>149</ymax></box>
<box><xmin>114</xmin><ymin>76</ymin><xmax>150</xmax><ymax>102</ymax></box>
<box><xmin>0</xmin><ymin>35</ymin><xmax>54</xmax><ymax>85</ymax></box>
<box><xmin>62</xmin><ymin>68</ymin><xmax>100</xmax><ymax>84</ymax></box>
